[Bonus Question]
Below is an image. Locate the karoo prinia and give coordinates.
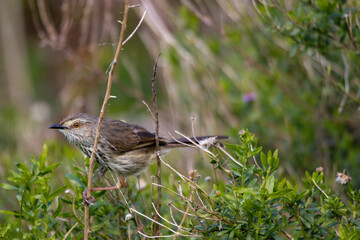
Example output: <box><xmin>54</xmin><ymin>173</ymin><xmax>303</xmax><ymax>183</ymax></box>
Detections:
<box><xmin>50</xmin><ymin>113</ymin><xmax>227</xmax><ymax>202</ymax></box>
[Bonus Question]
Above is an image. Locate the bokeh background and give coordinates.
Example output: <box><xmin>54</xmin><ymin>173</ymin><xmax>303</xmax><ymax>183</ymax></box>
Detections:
<box><xmin>1</xmin><ymin>0</ymin><xmax>359</xmax><ymax>221</ymax></box>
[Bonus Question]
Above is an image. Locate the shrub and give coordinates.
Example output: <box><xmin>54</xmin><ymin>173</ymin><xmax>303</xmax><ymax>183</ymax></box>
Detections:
<box><xmin>1</xmin><ymin>130</ymin><xmax>359</xmax><ymax>239</ymax></box>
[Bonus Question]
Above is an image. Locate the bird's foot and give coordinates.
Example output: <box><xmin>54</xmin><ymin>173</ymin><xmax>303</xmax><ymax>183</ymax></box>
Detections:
<box><xmin>82</xmin><ymin>190</ymin><xmax>96</xmax><ymax>205</ymax></box>
<box><xmin>91</xmin><ymin>178</ymin><xmax>125</xmax><ymax>191</ymax></box>
<box><xmin>82</xmin><ymin>178</ymin><xmax>125</xmax><ymax>205</ymax></box>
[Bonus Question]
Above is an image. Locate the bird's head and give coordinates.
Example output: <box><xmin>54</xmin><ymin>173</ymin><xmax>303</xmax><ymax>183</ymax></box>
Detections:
<box><xmin>49</xmin><ymin>113</ymin><xmax>97</xmax><ymax>145</ymax></box>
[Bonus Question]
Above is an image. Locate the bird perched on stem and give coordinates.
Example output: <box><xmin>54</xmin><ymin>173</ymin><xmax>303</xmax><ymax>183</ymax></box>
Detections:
<box><xmin>49</xmin><ymin>113</ymin><xmax>228</xmax><ymax>202</ymax></box>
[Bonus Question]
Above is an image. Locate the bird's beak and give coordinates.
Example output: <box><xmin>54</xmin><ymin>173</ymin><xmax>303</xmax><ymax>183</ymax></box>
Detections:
<box><xmin>49</xmin><ymin>124</ymin><xmax>68</xmax><ymax>129</ymax></box>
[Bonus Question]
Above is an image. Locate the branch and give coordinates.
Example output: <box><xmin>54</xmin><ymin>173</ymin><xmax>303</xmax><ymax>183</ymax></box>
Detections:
<box><xmin>151</xmin><ymin>53</ymin><xmax>162</xmax><ymax>237</ymax></box>
<box><xmin>84</xmin><ymin>0</ymin><xmax>129</xmax><ymax>239</ymax></box>
<box><xmin>345</xmin><ymin>13</ymin><xmax>360</xmax><ymax>54</ymax></box>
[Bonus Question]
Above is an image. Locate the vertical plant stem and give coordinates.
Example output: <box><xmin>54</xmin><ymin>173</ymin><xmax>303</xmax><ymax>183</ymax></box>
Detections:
<box><xmin>294</xmin><ymin>204</ymin><xmax>307</xmax><ymax>239</ymax></box>
<box><xmin>152</xmin><ymin>54</ymin><xmax>162</xmax><ymax>237</ymax></box>
<box><xmin>20</xmin><ymin>190</ymin><xmax>25</xmax><ymax>238</ymax></box>
<box><xmin>83</xmin><ymin>1</ymin><xmax>129</xmax><ymax>239</ymax></box>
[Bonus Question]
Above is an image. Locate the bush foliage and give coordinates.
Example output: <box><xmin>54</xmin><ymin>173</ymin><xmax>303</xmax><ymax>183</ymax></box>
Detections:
<box><xmin>1</xmin><ymin>131</ymin><xmax>359</xmax><ymax>239</ymax></box>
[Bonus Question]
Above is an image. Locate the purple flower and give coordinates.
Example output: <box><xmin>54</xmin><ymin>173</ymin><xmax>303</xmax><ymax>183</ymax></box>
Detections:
<box><xmin>242</xmin><ymin>92</ymin><xmax>256</xmax><ymax>103</ymax></box>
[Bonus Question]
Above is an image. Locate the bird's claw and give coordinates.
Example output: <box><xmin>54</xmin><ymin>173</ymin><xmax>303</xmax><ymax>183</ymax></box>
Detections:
<box><xmin>83</xmin><ymin>190</ymin><xmax>96</xmax><ymax>205</ymax></box>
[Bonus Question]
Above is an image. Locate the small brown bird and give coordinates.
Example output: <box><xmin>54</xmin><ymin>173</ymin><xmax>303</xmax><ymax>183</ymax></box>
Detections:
<box><xmin>49</xmin><ymin>113</ymin><xmax>227</xmax><ymax>195</ymax></box>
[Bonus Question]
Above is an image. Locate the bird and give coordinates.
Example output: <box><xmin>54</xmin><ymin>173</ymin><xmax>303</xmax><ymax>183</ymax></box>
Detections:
<box><xmin>49</xmin><ymin>113</ymin><xmax>228</xmax><ymax>202</ymax></box>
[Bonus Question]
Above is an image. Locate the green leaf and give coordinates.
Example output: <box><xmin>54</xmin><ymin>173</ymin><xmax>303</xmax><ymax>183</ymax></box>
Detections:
<box><xmin>273</xmin><ymin>149</ymin><xmax>278</xmax><ymax>159</ymax></box>
<box><xmin>0</xmin><ymin>183</ymin><xmax>18</xmax><ymax>190</ymax></box>
<box><xmin>267</xmin><ymin>150</ymin><xmax>272</xmax><ymax>164</ymax></box>
<box><xmin>261</xmin><ymin>152</ymin><xmax>267</xmax><ymax>170</ymax></box>
<box><xmin>327</xmin><ymin>64</ymin><xmax>331</xmax><ymax>75</ymax></box>
<box><xmin>217</xmin><ymin>229</ymin><xmax>231</xmax><ymax>237</ymax></box>
<box><xmin>235</xmin><ymin>187</ymin><xmax>257</xmax><ymax>196</ymax></box>
<box><xmin>268</xmin><ymin>189</ymin><xmax>293</xmax><ymax>200</ymax></box>
<box><xmin>229</xmin><ymin>229</ymin><xmax>235</xmax><ymax>239</ymax></box>
<box><xmin>286</xmin><ymin>180</ymin><xmax>293</xmax><ymax>189</ymax></box>
<box><xmin>39</xmin><ymin>162</ymin><xmax>61</xmax><ymax>176</ymax></box>
<box><xmin>53</xmin><ymin>198</ymin><xmax>62</xmax><ymax>219</ymax></box>
<box><xmin>7</xmin><ymin>176</ymin><xmax>24</xmax><ymax>183</ymax></box>
<box><xmin>15</xmin><ymin>162</ymin><xmax>30</xmax><ymax>176</ymax></box>
<box><xmin>48</xmin><ymin>186</ymin><xmax>67</xmax><ymax>201</ymax></box>
<box><xmin>278</xmin><ymin>177</ymin><xmax>287</xmax><ymax>189</ymax></box>
<box><xmin>210</xmin><ymin>159</ymin><xmax>218</xmax><ymax>164</ymax></box>
<box><xmin>305</xmin><ymin>171</ymin><xmax>311</xmax><ymax>183</ymax></box>
<box><xmin>338</xmin><ymin>224</ymin><xmax>346</xmax><ymax>238</ymax></box>
<box><xmin>296</xmin><ymin>190</ymin><xmax>309</xmax><ymax>202</ymax></box>
<box><xmin>0</xmin><ymin>210</ymin><xmax>19</xmax><ymax>216</ymax></box>
<box><xmin>299</xmin><ymin>216</ymin><xmax>311</xmax><ymax>228</ymax></box>
<box><xmin>39</xmin><ymin>144</ymin><xmax>48</xmax><ymax>169</ymax></box>
<box><xmin>0</xmin><ymin>222</ymin><xmax>13</xmax><ymax>237</ymax></box>
<box><xmin>248</xmin><ymin>146</ymin><xmax>262</xmax><ymax>158</ymax></box>
<box><xmin>66</xmin><ymin>174</ymin><xmax>86</xmax><ymax>189</ymax></box>
<box><xmin>348</xmin><ymin>230</ymin><xmax>360</xmax><ymax>240</ymax></box>
<box><xmin>197</xmin><ymin>211</ymin><xmax>211</xmax><ymax>219</ymax></box>
<box><xmin>317</xmin><ymin>0</ymin><xmax>329</xmax><ymax>11</ymax></box>
<box><xmin>264</xmin><ymin>175</ymin><xmax>275</xmax><ymax>194</ymax></box>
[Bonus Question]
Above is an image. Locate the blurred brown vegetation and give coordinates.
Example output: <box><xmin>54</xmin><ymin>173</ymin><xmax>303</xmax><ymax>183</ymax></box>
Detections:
<box><xmin>1</xmin><ymin>0</ymin><xmax>360</xmax><ymax>202</ymax></box>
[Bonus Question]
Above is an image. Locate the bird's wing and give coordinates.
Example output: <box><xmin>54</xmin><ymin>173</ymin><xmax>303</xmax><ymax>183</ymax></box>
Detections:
<box><xmin>101</xmin><ymin>119</ymin><xmax>169</xmax><ymax>153</ymax></box>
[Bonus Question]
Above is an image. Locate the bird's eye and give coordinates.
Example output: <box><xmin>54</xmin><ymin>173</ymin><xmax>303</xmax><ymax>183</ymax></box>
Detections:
<box><xmin>73</xmin><ymin>122</ymin><xmax>80</xmax><ymax>128</ymax></box>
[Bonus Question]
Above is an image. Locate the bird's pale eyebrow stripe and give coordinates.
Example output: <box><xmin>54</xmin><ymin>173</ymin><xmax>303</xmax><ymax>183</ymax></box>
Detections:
<box><xmin>63</xmin><ymin>119</ymin><xmax>80</xmax><ymax>126</ymax></box>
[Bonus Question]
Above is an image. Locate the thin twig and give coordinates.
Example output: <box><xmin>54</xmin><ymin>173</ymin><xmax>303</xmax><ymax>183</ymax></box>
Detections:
<box><xmin>215</xmin><ymin>147</ymin><xmax>236</xmax><ymax>185</ymax></box>
<box><xmin>169</xmin><ymin>206</ymin><xmax>179</xmax><ymax>229</ymax></box>
<box><xmin>345</xmin><ymin>13</ymin><xmax>360</xmax><ymax>53</ymax></box>
<box><xmin>151</xmin><ymin>175</ymin><xmax>156</xmax><ymax>233</ymax></box>
<box><xmin>130</xmin><ymin>208</ymin><xmax>197</xmax><ymax>237</ymax></box>
<box><xmin>190</xmin><ymin>116</ymin><xmax>199</xmax><ymax>143</ymax></box>
<box><xmin>157</xmin><ymin>153</ymin><xmax>188</xmax><ymax>182</ymax></box>
<box><xmin>99</xmin><ymin>10</ymin><xmax>146</xmax><ymax>47</ymax></box>
<box><xmin>338</xmin><ymin>52</ymin><xmax>349</xmax><ymax>113</ymax></box>
<box><xmin>151</xmin><ymin>203</ymin><xmax>187</xmax><ymax>231</ymax></box>
<box><xmin>123</xmin><ymin>10</ymin><xmax>147</xmax><ymax>45</ymax></box>
<box><xmin>151</xmin><ymin>53</ymin><xmax>162</xmax><ymax>237</ymax></box>
<box><xmin>250</xmin><ymin>144</ymin><xmax>261</xmax><ymax>168</ymax></box>
<box><xmin>84</xmin><ymin>1</ymin><xmax>129</xmax><ymax>240</ymax></box>
<box><xmin>311</xmin><ymin>178</ymin><xmax>329</xmax><ymax>199</ymax></box>
<box><xmin>152</xmin><ymin>183</ymin><xmax>197</xmax><ymax>212</ymax></box>
<box><xmin>168</xmin><ymin>202</ymin><xmax>196</xmax><ymax>217</ymax></box>
<box><xmin>316</xmin><ymin>52</ymin><xmax>360</xmax><ymax>104</ymax></box>
<box><xmin>142</xmin><ymin>100</ymin><xmax>156</xmax><ymax>121</ymax></box>
<box><xmin>217</xmin><ymin>145</ymin><xmax>243</xmax><ymax>167</ymax></box>
<box><xmin>173</xmin><ymin>189</ymin><xmax>194</xmax><ymax>240</ymax></box>
<box><xmin>152</xmin><ymin>183</ymin><xmax>232</xmax><ymax>225</ymax></box>
<box><xmin>63</xmin><ymin>222</ymin><xmax>79</xmax><ymax>240</ymax></box>
<box><xmin>168</xmin><ymin>132</ymin><xmax>196</xmax><ymax>148</ymax></box>
<box><xmin>137</xmin><ymin>232</ymin><xmax>182</xmax><ymax>239</ymax></box>
<box><xmin>174</xmin><ymin>130</ymin><xmax>216</xmax><ymax>157</ymax></box>
<box><xmin>281</xmin><ymin>230</ymin><xmax>294</xmax><ymax>240</ymax></box>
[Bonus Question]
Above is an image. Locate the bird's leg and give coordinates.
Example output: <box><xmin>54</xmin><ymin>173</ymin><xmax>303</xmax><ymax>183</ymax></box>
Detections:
<box><xmin>96</xmin><ymin>166</ymin><xmax>108</xmax><ymax>178</ymax></box>
<box><xmin>82</xmin><ymin>178</ymin><xmax>125</xmax><ymax>205</ymax></box>
<box><xmin>91</xmin><ymin>177</ymin><xmax>125</xmax><ymax>191</ymax></box>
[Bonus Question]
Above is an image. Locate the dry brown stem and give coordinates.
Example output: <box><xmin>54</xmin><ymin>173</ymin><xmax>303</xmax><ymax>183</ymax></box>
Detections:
<box><xmin>151</xmin><ymin>54</ymin><xmax>162</xmax><ymax>238</ymax></box>
<box><xmin>83</xmin><ymin>0</ymin><xmax>129</xmax><ymax>239</ymax></box>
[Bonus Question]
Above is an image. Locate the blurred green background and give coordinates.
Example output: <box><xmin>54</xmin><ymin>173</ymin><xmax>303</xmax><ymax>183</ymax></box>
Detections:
<box><xmin>0</xmin><ymin>0</ymin><xmax>359</xmax><ymax>223</ymax></box>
